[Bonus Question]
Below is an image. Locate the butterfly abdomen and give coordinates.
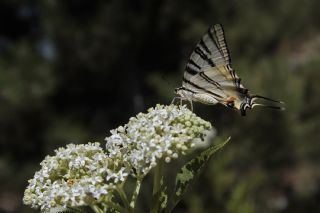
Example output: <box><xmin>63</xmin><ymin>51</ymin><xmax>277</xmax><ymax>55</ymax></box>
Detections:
<box><xmin>193</xmin><ymin>93</ymin><xmax>219</xmax><ymax>105</ymax></box>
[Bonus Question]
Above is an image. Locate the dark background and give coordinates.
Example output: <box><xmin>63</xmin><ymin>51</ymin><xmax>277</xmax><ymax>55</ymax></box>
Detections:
<box><xmin>1</xmin><ymin>0</ymin><xmax>320</xmax><ymax>212</ymax></box>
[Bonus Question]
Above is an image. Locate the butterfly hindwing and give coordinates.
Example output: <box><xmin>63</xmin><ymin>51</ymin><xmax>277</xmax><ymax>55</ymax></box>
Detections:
<box><xmin>203</xmin><ymin>66</ymin><xmax>245</xmax><ymax>92</ymax></box>
<box><xmin>184</xmin><ymin>66</ymin><xmax>245</xmax><ymax>101</ymax></box>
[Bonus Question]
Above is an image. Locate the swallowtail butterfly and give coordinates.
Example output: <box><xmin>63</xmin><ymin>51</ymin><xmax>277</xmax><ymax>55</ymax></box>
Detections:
<box><xmin>174</xmin><ymin>24</ymin><xmax>284</xmax><ymax>116</ymax></box>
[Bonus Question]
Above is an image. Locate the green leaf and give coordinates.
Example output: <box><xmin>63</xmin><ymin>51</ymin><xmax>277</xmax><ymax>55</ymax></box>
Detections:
<box><xmin>151</xmin><ymin>175</ymin><xmax>168</xmax><ymax>213</ymax></box>
<box><xmin>160</xmin><ymin>177</ymin><xmax>168</xmax><ymax>210</ymax></box>
<box><xmin>151</xmin><ymin>160</ymin><xmax>166</xmax><ymax>213</ymax></box>
<box><xmin>165</xmin><ymin>137</ymin><xmax>230</xmax><ymax>213</ymax></box>
<box><xmin>47</xmin><ymin>206</ymin><xmax>87</xmax><ymax>213</ymax></box>
<box><xmin>57</xmin><ymin>207</ymin><xmax>86</xmax><ymax>213</ymax></box>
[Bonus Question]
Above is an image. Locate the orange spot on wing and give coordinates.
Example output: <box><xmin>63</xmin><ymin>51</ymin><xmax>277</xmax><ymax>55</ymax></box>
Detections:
<box><xmin>225</xmin><ymin>96</ymin><xmax>236</xmax><ymax>103</ymax></box>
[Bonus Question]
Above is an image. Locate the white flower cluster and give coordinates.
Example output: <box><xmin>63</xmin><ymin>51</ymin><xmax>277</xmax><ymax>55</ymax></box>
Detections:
<box><xmin>23</xmin><ymin>142</ymin><xmax>126</xmax><ymax>211</ymax></box>
<box><xmin>105</xmin><ymin>104</ymin><xmax>212</xmax><ymax>176</ymax></box>
<box><xmin>23</xmin><ymin>104</ymin><xmax>213</xmax><ymax>211</ymax></box>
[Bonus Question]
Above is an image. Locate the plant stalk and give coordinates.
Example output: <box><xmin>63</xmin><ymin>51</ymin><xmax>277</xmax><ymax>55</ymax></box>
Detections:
<box><xmin>117</xmin><ymin>186</ymin><xmax>133</xmax><ymax>213</ymax></box>
<box><xmin>151</xmin><ymin>160</ymin><xmax>163</xmax><ymax>213</ymax></box>
<box><xmin>91</xmin><ymin>205</ymin><xmax>104</xmax><ymax>213</ymax></box>
<box><xmin>130</xmin><ymin>178</ymin><xmax>143</xmax><ymax>210</ymax></box>
<box><xmin>103</xmin><ymin>201</ymin><xmax>130</xmax><ymax>213</ymax></box>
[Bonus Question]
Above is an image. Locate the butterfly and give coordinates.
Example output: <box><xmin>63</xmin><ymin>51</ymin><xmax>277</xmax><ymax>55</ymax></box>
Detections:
<box><xmin>174</xmin><ymin>24</ymin><xmax>284</xmax><ymax>116</ymax></box>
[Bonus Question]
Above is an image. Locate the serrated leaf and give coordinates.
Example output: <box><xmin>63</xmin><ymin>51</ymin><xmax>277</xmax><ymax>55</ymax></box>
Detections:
<box><xmin>165</xmin><ymin>137</ymin><xmax>230</xmax><ymax>213</ymax></box>
<box><xmin>151</xmin><ymin>175</ymin><xmax>168</xmax><ymax>213</ymax></box>
<box><xmin>47</xmin><ymin>206</ymin><xmax>86</xmax><ymax>213</ymax></box>
<box><xmin>57</xmin><ymin>211</ymin><xmax>78</xmax><ymax>213</ymax></box>
<box><xmin>160</xmin><ymin>177</ymin><xmax>168</xmax><ymax>210</ymax></box>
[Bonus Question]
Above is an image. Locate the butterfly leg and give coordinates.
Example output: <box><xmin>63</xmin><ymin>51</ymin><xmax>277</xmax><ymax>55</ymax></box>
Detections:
<box><xmin>182</xmin><ymin>99</ymin><xmax>193</xmax><ymax>111</ymax></box>
<box><xmin>171</xmin><ymin>97</ymin><xmax>194</xmax><ymax>111</ymax></box>
<box><xmin>171</xmin><ymin>97</ymin><xmax>177</xmax><ymax>104</ymax></box>
<box><xmin>171</xmin><ymin>96</ymin><xmax>182</xmax><ymax>105</ymax></box>
<box><xmin>181</xmin><ymin>99</ymin><xmax>193</xmax><ymax>111</ymax></box>
<box><xmin>189</xmin><ymin>99</ymin><xmax>194</xmax><ymax>111</ymax></box>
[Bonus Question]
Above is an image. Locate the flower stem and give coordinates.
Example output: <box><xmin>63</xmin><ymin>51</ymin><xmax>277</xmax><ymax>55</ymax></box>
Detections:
<box><xmin>117</xmin><ymin>186</ymin><xmax>133</xmax><ymax>213</ymax></box>
<box><xmin>130</xmin><ymin>177</ymin><xmax>143</xmax><ymax>210</ymax></box>
<box><xmin>104</xmin><ymin>201</ymin><xmax>130</xmax><ymax>213</ymax></box>
<box><xmin>151</xmin><ymin>160</ymin><xmax>163</xmax><ymax>213</ymax></box>
<box><xmin>91</xmin><ymin>204</ymin><xmax>104</xmax><ymax>213</ymax></box>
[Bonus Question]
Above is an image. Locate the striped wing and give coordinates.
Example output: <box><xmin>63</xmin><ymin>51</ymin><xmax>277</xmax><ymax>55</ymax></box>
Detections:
<box><xmin>186</xmin><ymin>66</ymin><xmax>246</xmax><ymax>101</ymax></box>
<box><xmin>183</xmin><ymin>24</ymin><xmax>246</xmax><ymax>98</ymax></box>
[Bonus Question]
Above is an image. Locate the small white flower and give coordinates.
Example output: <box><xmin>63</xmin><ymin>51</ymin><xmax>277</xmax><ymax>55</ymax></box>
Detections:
<box><xmin>105</xmin><ymin>104</ymin><xmax>213</xmax><ymax>177</ymax></box>
<box><xmin>23</xmin><ymin>143</ymin><xmax>125</xmax><ymax>211</ymax></box>
<box><xmin>106</xmin><ymin>167</ymin><xmax>128</xmax><ymax>183</ymax></box>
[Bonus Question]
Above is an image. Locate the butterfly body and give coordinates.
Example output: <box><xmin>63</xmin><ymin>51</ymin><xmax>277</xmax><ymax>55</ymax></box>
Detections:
<box><xmin>175</xmin><ymin>87</ymin><xmax>220</xmax><ymax>105</ymax></box>
<box><xmin>175</xmin><ymin>24</ymin><xmax>284</xmax><ymax>116</ymax></box>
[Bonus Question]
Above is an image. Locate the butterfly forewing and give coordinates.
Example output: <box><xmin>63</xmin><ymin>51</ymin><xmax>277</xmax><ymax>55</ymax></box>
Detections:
<box><xmin>183</xmin><ymin>24</ymin><xmax>245</xmax><ymax>95</ymax></box>
<box><xmin>184</xmin><ymin>25</ymin><xmax>224</xmax><ymax>81</ymax></box>
<box><xmin>212</xmin><ymin>24</ymin><xmax>232</xmax><ymax>65</ymax></box>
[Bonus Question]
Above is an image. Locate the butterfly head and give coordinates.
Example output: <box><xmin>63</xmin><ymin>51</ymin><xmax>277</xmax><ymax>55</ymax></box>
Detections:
<box><xmin>174</xmin><ymin>87</ymin><xmax>192</xmax><ymax>100</ymax></box>
<box><xmin>174</xmin><ymin>87</ymin><xmax>181</xmax><ymax>95</ymax></box>
<box><xmin>174</xmin><ymin>87</ymin><xmax>183</xmax><ymax>98</ymax></box>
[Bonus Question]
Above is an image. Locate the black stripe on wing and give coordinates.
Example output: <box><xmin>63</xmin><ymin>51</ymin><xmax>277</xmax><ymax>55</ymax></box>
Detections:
<box><xmin>184</xmin><ymin>26</ymin><xmax>225</xmax><ymax>77</ymax></box>
<box><xmin>185</xmin><ymin>59</ymin><xmax>201</xmax><ymax>76</ymax></box>
<box><xmin>199</xmin><ymin>38</ymin><xmax>211</xmax><ymax>54</ymax></box>
<box><xmin>194</xmin><ymin>47</ymin><xmax>215</xmax><ymax>67</ymax></box>
<box><xmin>183</xmin><ymin>76</ymin><xmax>223</xmax><ymax>98</ymax></box>
<box><xmin>180</xmin><ymin>87</ymin><xmax>196</xmax><ymax>94</ymax></box>
<box><xmin>199</xmin><ymin>72</ymin><xmax>221</xmax><ymax>88</ymax></box>
<box><xmin>185</xmin><ymin>66</ymin><xmax>198</xmax><ymax>75</ymax></box>
<box><xmin>188</xmin><ymin>59</ymin><xmax>201</xmax><ymax>69</ymax></box>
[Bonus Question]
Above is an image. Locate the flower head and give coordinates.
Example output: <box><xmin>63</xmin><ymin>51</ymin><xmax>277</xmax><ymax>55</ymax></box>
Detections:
<box><xmin>23</xmin><ymin>142</ymin><xmax>126</xmax><ymax>211</ymax></box>
<box><xmin>105</xmin><ymin>104</ymin><xmax>212</xmax><ymax>177</ymax></box>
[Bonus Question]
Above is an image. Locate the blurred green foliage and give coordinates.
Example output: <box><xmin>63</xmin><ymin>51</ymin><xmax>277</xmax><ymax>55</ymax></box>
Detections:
<box><xmin>0</xmin><ymin>0</ymin><xmax>320</xmax><ymax>212</ymax></box>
